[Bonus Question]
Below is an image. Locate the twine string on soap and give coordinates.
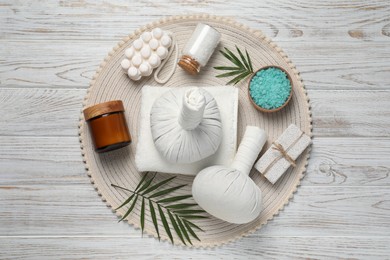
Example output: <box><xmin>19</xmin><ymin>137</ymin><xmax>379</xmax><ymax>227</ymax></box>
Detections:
<box><xmin>272</xmin><ymin>142</ymin><xmax>296</xmax><ymax>167</ymax></box>
<box><xmin>262</xmin><ymin>132</ymin><xmax>304</xmax><ymax>174</ymax></box>
<box><xmin>154</xmin><ymin>33</ymin><xmax>178</xmax><ymax>84</ymax></box>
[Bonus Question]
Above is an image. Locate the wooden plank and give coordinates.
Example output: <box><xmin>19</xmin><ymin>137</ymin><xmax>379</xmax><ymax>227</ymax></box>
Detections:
<box><xmin>1</xmin><ymin>0</ymin><xmax>389</xmax><ymax>42</ymax></box>
<box><xmin>1</xmin><ymin>136</ymin><xmax>390</xmax><ymax>187</ymax></box>
<box><xmin>0</xmin><ymin>185</ymin><xmax>388</xmax><ymax>237</ymax></box>
<box><xmin>1</xmin><ymin>88</ymin><xmax>390</xmax><ymax>137</ymax></box>
<box><xmin>0</xmin><ymin>88</ymin><xmax>85</xmax><ymax>136</ymax></box>
<box><xmin>0</xmin><ymin>236</ymin><xmax>389</xmax><ymax>259</ymax></box>
<box><xmin>1</xmin><ymin>39</ymin><xmax>389</xmax><ymax>89</ymax></box>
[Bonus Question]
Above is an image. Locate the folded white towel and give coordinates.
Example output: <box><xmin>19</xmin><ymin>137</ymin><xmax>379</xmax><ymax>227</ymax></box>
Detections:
<box><xmin>135</xmin><ymin>86</ymin><xmax>238</xmax><ymax>175</ymax></box>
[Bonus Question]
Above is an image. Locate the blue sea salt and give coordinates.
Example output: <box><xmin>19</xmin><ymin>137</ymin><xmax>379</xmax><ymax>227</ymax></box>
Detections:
<box><xmin>249</xmin><ymin>67</ymin><xmax>291</xmax><ymax>110</ymax></box>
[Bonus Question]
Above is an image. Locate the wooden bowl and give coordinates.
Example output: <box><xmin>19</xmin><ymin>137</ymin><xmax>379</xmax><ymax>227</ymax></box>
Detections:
<box><xmin>248</xmin><ymin>66</ymin><xmax>293</xmax><ymax>113</ymax></box>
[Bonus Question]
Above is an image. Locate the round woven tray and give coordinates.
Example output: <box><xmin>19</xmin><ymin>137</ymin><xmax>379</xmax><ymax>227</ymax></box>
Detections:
<box><xmin>79</xmin><ymin>14</ymin><xmax>312</xmax><ymax>248</ymax></box>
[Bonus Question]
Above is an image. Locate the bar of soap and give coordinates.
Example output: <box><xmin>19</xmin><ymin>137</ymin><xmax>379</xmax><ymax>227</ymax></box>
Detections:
<box><xmin>254</xmin><ymin>124</ymin><xmax>311</xmax><ymax>184</ymax></box>
<box><xmin>122</xmin><ymin>28</ymin><xmax>172</xmax><ymax>81</ymax></box>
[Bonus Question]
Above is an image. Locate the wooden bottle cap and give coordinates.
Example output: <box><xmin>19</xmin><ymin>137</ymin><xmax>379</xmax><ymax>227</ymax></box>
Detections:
<box><xmin>83</xmin><ymin>100</ymin><xmax>125</xmax><ymax>121</ymax></box>
<box><xmin>178</xmin><ymin>55</ymin><xmax>200</xmax><ymax>75</ymax></box>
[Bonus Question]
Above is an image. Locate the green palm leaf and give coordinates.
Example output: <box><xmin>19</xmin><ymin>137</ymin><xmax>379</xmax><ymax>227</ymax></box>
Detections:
<box><xmin>111</xmin><ymin>175</ymin><xmax>207</xmax><ymax>246</ymax></box>
<box><xmin>158</xmin><ymin>204</ymin><xmax>174</xmax><ymax>244</ymax></box>
<box><xmin>181</xmin><ymin>215</ymin><xmax>208</xmax><ymax>220</ymax></box>
<box><xmin>236</xmin><ymin>45</ymin><xmax>250</xmax><ymax>71</ymax></box>
<box><xmin>215</xmin><ymin>46</ymin><xmax>254</xmax><ymax>85</ymax></box>
<box><xmin>176</xmin><ymin>215</ymin><xmax>192</xmax><ymax>245</ymax></box>
<box><xmin>137</xmin><ymin>173</ymin><xmax>156</xmax><ymax>193</ymax></box>
<box><xmin>148</xmin><ymin>184</ymin><xmax>186</xmax><ymax>199</ymax></box>
<box><xmin>149</xmin><ymin>200</ymin><xmax>160</xmax><ymax>240</ymax></box>
<box><xmin>115</xmin><ymin>193</ymin><xmax>134</xmax><ymax>210</ymax></box>
<box><xmin>165</xmin><ymin>203</ymin><xmax>198</xmax><ymax>210</ymax></box>
<box><xmin>246</xmin><ymin>49</ymin><xmax>253</xmax><ymax>72</ymax></box>
<box><xmin>183</xmin><ymin>220</ymin><xmax>201</xmax><ymax>241</ymax></box>
<box><xmin>141</xmin><ymin>176</ymin><xmax>175</xmax><ymax>195</ymax></box>
<box><xmin>227</xmin><ymin>70</ymin><xmax>253</xmax><ymax>85</ymax></box>
<box><xmin>135</xmin><ymin>172</ymin><xmax>150</xmax><ymax>192</ymax></box>
<box><xmin>174</xmin><ymin>209</ymin><xmax>206</xmax><ymax>215</ymax></box>
<box><xmin>140</xmin><ymin>197</ymin><xmax>145</xmax><ymax>235</ymax></box>
<box><xmin>183</xmin><ymin>219</ymin><xmax>204</xmax><ymax>232</ymax></box>
<box><xmin>157</xmin><ymin>195</ymin><xmax>192</xmax><ymax>204</ymax></box>
<box><xmin>216</xmin><ymin>69</ymin><xmax>247</xmax><ymax>78</ymax></box>
<box><xmin>224</xmin><ymin>47</ymin><xmax>245</xmax><ymax>68</ymax></box>
<box><xmin>168</xmin><ymin>210</ymin><xmax>186</xmax><ymax>245</ymax></box>
<box><xmin>119</xmin><ymin>194</ymin><xmax>138</xmax><ymax>222</ymax></box>
<box><xmin>214</xmin><ymin>66</ymin><xmax>241</xmax><ymax>71</ymax></box>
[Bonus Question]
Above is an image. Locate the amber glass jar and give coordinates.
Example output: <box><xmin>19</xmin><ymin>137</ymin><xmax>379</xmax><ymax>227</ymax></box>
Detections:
<box><xmin>83</xmin><ymin>100</ymin><xmax>131</xmax><ymax>153</ymax></box>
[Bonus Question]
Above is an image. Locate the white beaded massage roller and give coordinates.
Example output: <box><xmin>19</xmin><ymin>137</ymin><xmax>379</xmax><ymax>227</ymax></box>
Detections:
<box><xmin>121</xmin><ymin>28</ymin><xmax>178</xmax><ymax>84</ymax></box>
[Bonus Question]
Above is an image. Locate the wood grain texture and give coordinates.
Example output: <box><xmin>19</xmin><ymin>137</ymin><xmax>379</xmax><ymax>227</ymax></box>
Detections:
<box><xmin>1</xmin><ymin>136</ymin><xmax>390</xmax><ymax>187</ymax></box>
<box><xmin>1</xmin><ymin>0</ymin><xmax>389</xmax><ymax>41</ymax></box>
<box><xmin>1</xmin><ymin>88</ymin><xmax>389</xmax><ymax>137</ymax></box>
<box><xmin>1</xmin><ymin>236</ymin><xmax>389</xmax><ymax>260</ymax></box>
<box><xmin>1</xmin><ymin>40</ymin><xmax>389</xmax><ymax>90</ymax></box>
<box><xmin>1</xmin><ymin>0</ymin><xmax>390</xmax><ymax>258</ymax></box>
<box><xmin>0</xmin><ymin>185</ymin><xmax>389</xmax><ymax>237</ymax></box>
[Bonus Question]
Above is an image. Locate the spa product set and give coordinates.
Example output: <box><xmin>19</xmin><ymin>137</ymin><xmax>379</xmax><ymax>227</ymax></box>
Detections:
<box><xmin>83</xmin><ymin>22</ymin><xmax>311</xmax><ymax>242</ymax></box>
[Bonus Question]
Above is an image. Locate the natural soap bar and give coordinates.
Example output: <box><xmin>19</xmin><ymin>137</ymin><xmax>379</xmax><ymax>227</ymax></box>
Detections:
<box><xmin>254</xmin><ymin>124</ymin><xmax>311</xmax><ymax>184</ymax></box>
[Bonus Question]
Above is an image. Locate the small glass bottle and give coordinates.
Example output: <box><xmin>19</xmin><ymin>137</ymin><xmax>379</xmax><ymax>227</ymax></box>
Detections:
<box><xmin>83</xmin><ymin>100</ymin><xmax>131</xmax><ymax>153</ymax></box>
<box><xmin>178</xmin><ymin>23</ymin><xmax>221</xmax><ymax>75</ymax></box>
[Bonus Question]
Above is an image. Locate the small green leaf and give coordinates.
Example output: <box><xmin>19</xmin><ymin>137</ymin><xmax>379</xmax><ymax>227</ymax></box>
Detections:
<box><xmin>140</xmin><ymin>197</ymin><xmax>145</xmax><ymax>235</ymax></box>
<box><xmin>181</xmin><ymin>215</ymin><xmax>208</xmax><ymax>220</ymax></box>
<box><xmin>216</xmin><ymin>69</ymin><xmax>247</xmax><ymax>78</ymax></box>
<box><xmin>236</xmin><ymin>45</ymin><xmax>250</xmax><ymax>71</ymax></box>
<box><xmin>224</xmin><ymin>47</ymin><xmax>245</xmax><ymax>68</ymax></box>
<box><xmin>214</xmin><ymin>66</ymin><xmax>241</xmax><ymax>71</ymax></box>
<box><xmin>157</xmin><ymin>195</ymin><xmax>192</xmax><ymax>204</ymax></box>
<box><xmin>227</xmin><ymin>70</ymin><xmax>253</xmax><ymax>85</ymax></box>
<box><xmin>141</xmin><ymin>176</ymin><xmax>176</xmax><ymax>195</ymax></box>
<box><xmin>215</xmin><ymin>46</ymin><xmax>254</xmax><ymax>85</ymax></box>
<box><xmin>119</xmin><ymin>194</ymin><xmax>138</xmax><ymax>222</ymax></box>
<box><xmin>176</xmin><ymin>215</ymin><xmax>192</xmax><ymax>245</ymax></box>
<box><xmin>158</xmin><ymin>205</ymin><xmax>173</xmax><ymax>244</ymax></box>
<box><xmin>135</xmin><ymin>172</ymin><xmax>150</xmax><ymax>192</ymax></box>
<box><xmin>219</xmin><ymin>49</ymin><xmax>241</xmax><ymax>68</ymax></box>
<box><xmin>183</xmin><ymin>219</ymin><xmax>204</xmax><ymax>232</ymax></box>
<box><xmin>174</xmin><ymin>209</ymin><xmax>207</xmax><ymax>215</ymax></box>
<box><xmin>245</xmin><ymin>49</ymin><xmax>253</xmax><ymax>72</ymax></box>
<box><xmin>168</xmin><ymin>211</ymin><xmax>186</xmax><ymax>245</ymax></box>
<box><xmin>137</xmin><ymin>173</ymin><xmax>156</xmax><ymax>193</ymax></box>
<box><xmin>165</xmin><ymin>203</ymin><xmax>198</xmax><ymax>210</ymax></box>
<box><xmin>115</xmin><ymin>193</ymin><xmax>134</xmax><ymax>210</ymax></box>
<box><xmin>183</xmin><ymin>220</ymin><xmax>201</xmax><ymax>241</ymax></box>
<box><xmin>149</xmin><ymin>185</ymin><xmax>186</xmax><ymax>199</ymax></box>
<box><xmin>149</xmin><ymin>200</ymin><xmax>160</xmax><ymax>240</ymax></box>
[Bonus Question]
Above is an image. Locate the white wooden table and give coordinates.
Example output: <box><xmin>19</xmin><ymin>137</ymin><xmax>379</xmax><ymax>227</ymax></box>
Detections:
<box><xmin>1</xmin><ymin>1</ymin><xmax>389</xmax><ymax>259</ymax></box>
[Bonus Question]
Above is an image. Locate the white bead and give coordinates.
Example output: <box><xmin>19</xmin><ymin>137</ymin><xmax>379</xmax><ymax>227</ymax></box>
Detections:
<box><xmin>148</xmin><ymin>54</ymin><xmax>161</xmax><ymax>68</ymax></box>
<box><xmin>141</xmin><ymin>32</ymin><xmax>152</xmax><ymax>43</ymax></box>
<box><xmin>127</xmin><ymin>66</ymin><xmax>141</xmax><ymax>80</ymax></box>
<box><xmin>131</xmin><ymin>54</ymin><xmax>142</xmax><ymax>67</ymax></box>
<box><xmin>139</xmin><ymin>62</ymin><xmax>152</xmax><ymax>76</ymax></box>
<box><xmin>125</xmin><ymin>47</ymin><xmax>135</xmax><ymax>59</ymax></box>
<box><xmin>140</xmin><ymin>45</ymin><xmax>151</xmax><ymax>59</ymax></box>
<box><xmin>152</xmin><ymin>28</ymin><xmax>163</xmax><ymax>39</ymax></box>
<box><xmin>133</xmin><ymin>39</ymin><xmax>143</xmax><ymax>50</ymax></box>
<box><xmin>160</xmin><ymin>34</ymin><xmax>172</xmax><ymax>48</ymax></box>
<box><xmin>149</xmin><ymin>38</ymin><xmax>159</xmax><ymax>50</ymax></box>
<box><xmin>156</xmin><ymin>46</ymin><xmax>168</xmax><ymax>59</ymax></box>
<box><xmin>120</xmin><ymin>59</ymin><xmax>131</xmax><ymax>71</ymax></box>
